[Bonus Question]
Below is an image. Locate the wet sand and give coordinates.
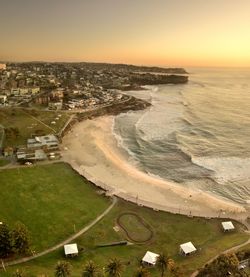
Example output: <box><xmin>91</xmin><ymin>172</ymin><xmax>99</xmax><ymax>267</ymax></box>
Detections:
<box><xmin>62</xmin><ymin>116</ymin><xmax>248</xmax><ymax>221</ymax></box>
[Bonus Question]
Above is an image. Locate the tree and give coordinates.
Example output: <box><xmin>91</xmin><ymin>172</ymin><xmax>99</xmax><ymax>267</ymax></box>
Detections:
<box><xmin>134</xmin><ymin>266</ymin><xmax>151</xmax><ymax>277</ymax></box>
<box><xmin>197</xmin><ymin>253</ymin><xmax>242</xmax><ymax>277</ymax></box>
<box><xmin>55</xmin><ymin>261</ymin><xmax>72</xmax><ymax>277</ymax></box>
<box><xmin>0</xmin><ymin>222</ymin><xmax>12</xmax><ymax>258</ymax></box>
<box><xmin>156</xmin><ymin>253</ymin><xmax>175</xmax><ymax>277</ymax></box>
<box><xmin>105</xmin><ymin>258</ymin><xmax>124</xmax><ymax>277</ymax></box>
<box><xmin>11</xmin><ymin>222</ymin><xmax>31</xmax><ymax>255</ymax></box>
<box><xmin>82</xmin><ymin>260</ymin><xmax>100</xmax><ymax>277</ymax></box>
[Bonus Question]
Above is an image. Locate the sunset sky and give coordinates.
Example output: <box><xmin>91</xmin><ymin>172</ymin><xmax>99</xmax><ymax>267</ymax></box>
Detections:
<box><xmin>1</xmin><ymin>0</ymin><xmax>250</xmax><ymax>67</ymax></box>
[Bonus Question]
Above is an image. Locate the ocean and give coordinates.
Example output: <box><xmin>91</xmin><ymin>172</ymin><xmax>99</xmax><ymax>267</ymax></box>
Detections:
<box><xmin>113</xmin><ymin>68</ymin><xmax>250</xmax><ymax>205</ymax></box>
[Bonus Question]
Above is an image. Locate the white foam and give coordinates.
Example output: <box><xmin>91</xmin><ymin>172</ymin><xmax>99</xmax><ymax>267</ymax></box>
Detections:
<box><xmin>192</xmin><ymin>156</ymin><xmax>250</xmax><ymax>184</ymax></box>
<box><xmin>133</xmin><ymin>88</ymin><xmax>185</xmax><ymax>141</ymax></box>
<box><xmin>111</xmin><ymin>117</ymin><xmax>139</xmax><ymax>163</ymax></box>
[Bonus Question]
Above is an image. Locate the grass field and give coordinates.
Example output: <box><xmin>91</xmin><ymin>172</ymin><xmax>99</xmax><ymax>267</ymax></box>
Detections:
<box><xmin>0</xmin><ymin>162</ymin><xmax>110</xmax><ymax>251</ymax></box>
<box><xmin>1</xmin><ymin>198</ymin><xmax>248</xmax><ymax>277</ymax></box>
<box><xmin>0</xmin><ymin>108</ymin><xmax>70</xmax><ymax>147</ymax></box>
<box><xmin>0</xmin><ymin>158</ymin><xmax>10</xmax><ymax>167</ymax></box>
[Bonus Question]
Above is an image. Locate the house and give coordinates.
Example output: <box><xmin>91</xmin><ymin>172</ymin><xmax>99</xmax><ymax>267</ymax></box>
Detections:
<box><xmin>3</xmin><ymin>147</ymin><xmax>14</xmax><ymax>157</ymax></box>
<box><xmin>0</xmin><ymin>64</ymin><xmax>6</xmax><ymax>70</ymax></box>
<box><xmin>19</xmin><ymin>88</ymin><xmax>29</xmax><ymax>95</ymax></box>
<box><xmin>31</xmin><ymin>87</ymin><xmax>40</xmax><ymax>94</ymax></box>
<box><xmin>180</xmin><ymin>242</ymin><xmax>197</xmax><ymax>256</ymax></box>
<box><xmin>64</xmin><ymin>243</ymin><xmax>78</xmax><ymax>257</ymax></box>
<box><xmin>222</xmin><ymin>221</ymin><xmax>235</xmax><ymax>232</ymax></box>
<box><xmin>142</xmin><ymin>251</ymin><xmax>159</xmax><ymax>266</ymax></box>
<box><xmin>48</xmin><ymin>101</ymin><xmax>63</xmax><ymax>110</ymax></box>
<box><xmin>0</xmin><ymin>95</ymin><xmax>7</xmax><ymax>105</ymax></box>
<box><xmin>11</xmin><ymin>88</ymin><xmax>20</xmax><ymax>96</ymax></box>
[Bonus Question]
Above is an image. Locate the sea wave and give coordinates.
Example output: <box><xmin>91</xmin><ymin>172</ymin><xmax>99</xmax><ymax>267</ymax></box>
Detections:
<box><xmin>112</xmin><ymin>69</ymin><xmax>250</xmax><ymax>204</ymax></box>
<box><xmin>192</xmin><ymin>156</ymin><xmax>250</xmax><ymax>184</ymax></box>
<box><xmin>111</xmin><ymin>117</ymin><xmax>139</xmax><ymax>164</ymax></box>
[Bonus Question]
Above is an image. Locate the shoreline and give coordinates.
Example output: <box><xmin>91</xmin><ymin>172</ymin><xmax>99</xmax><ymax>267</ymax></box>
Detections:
<box><xmin>61</xmin><ymin>116</ymin><xmax>249</xmax><ymax>222</ymax></box>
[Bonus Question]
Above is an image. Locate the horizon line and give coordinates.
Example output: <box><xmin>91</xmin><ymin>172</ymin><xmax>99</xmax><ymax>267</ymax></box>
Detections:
<box><xmin>1</xmin><ymin>59</ymin><xmax>250</xmax><ymax>69</ymax></box>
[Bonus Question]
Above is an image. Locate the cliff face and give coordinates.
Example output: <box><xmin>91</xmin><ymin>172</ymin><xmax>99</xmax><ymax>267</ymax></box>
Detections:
<box><xmin>129</xmin><ymin>74</ymin><xmax>188</xmax><ymax>85</ymax></box>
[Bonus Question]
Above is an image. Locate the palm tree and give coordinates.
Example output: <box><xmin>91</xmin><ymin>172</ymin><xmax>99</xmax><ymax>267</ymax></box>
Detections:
<box><xmin>105</xmin><ymin>258</ymin><xmax>124</xmax><ymax>277</ymax></box>
<box><xmin>12</xmin><ymin>269</ymin><xmax>25</xmax><ymax>277</ymax></box>
<box><xmin>156</xmin><ymin>253</ymin><xmax>174</xmax><ymax>277</ymax></box>
<box><xmin>54</xmin><ymin>261</ymin><xmax>71</xmax><ymax>277</ymax></box>
<box><xmin>134</xmin><ymin>266</ymin><xmax>151</xmax><ymax>277</ymax></box>
<box><xmin>82</xmin><ymin>260</ymin><xmax>100</xmax><ymax>277</ymax></box>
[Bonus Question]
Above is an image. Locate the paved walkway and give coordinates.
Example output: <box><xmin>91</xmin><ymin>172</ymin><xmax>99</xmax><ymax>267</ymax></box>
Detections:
<box><xmin>190</xmin><ymin>234</ymin><xmax>250</xmax><ymax>277</ymax></box>
<box><xmin>57</xmin><ymin>114</ymin><xmax>75</xmax><ymax>137</ymax></box>
<box><xmin>3</xmin><ymin>197</ymin><xmax>117</xmax><ymax>268</ymax></box>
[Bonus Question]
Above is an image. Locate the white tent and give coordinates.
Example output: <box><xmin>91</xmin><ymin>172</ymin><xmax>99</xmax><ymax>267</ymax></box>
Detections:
<box><xmin>222</xmin><ymin>221</ymin><xmax>235</xmax><ymax>232</ymax></box>
<box><xmin>180</xmin><ymin>242</ymin><xmax>197</xmax><ymax>256</ymax></box>
<box><xmin>64</xmin><ymin>243</ymin><xmax>78</xmax><ymax>257</ymax></box>
<box><xmin>142</xmin><ymin>251</ymin><xmax>159</xmax><ymax>266</ymax></box>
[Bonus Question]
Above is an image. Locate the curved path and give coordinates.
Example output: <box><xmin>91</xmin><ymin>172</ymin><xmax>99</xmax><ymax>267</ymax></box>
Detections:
<box><xmin>190</xmin><ymin>234</ymin><xmax>250</xmax><ymax>277</ymax></box>
<box><xmin>3</xmin><ymin>197</ymin><xmax>117</xmax><ymax>268</ymax></box>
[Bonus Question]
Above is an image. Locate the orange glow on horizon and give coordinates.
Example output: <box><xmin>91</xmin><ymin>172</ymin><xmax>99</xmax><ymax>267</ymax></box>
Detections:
<box><xmin>1</xmin><ymin>0</ymin><xmax>250</xmax><ymax>67</ymax></box>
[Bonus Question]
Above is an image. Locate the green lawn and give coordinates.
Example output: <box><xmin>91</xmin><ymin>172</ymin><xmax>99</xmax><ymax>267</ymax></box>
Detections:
<box><xmin>2</xmin><ymin>199</ymin><xmax>248</xmax><ymax>277</ymax></box>
<box><xmin>117</xmin><ymin>213</ymin><xmax>153</xmax><ymax>243</ymax></box>
<box><xmin>0</xmin><ymin>163</ymin><xmax>110</xmax><ymax>252</ymax></box>
<box><xmin>0</xmin><ymin>108</ymin><xmax>70</xmax><ymax>147</ymax></box>
<box><xmin>0</xmin><ymin>158</ymin><xmax>10</xmax><ymax>167</ymax></box>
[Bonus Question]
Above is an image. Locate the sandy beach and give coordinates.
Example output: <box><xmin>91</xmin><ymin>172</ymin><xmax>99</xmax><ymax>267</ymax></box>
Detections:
<box><xmin>62</xmin><ymin>116</ymin><xmax>249</xmax><ymax>221</ymax></box>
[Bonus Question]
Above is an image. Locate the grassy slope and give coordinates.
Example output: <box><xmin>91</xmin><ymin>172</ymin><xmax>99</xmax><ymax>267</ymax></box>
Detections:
<box><xmin>0</xmin><ymin>163</ymin><xmax>110</xmax><ymax>251</ymax></box>
<box><xmin>2</xmin><ymin>200</ymin><xmax>248</xmax><ymax>277</ymax></box>
<box><xmin>0</xmin><ymin>108</ymin><xmax>69</xmax><ymax>146</ymax></box>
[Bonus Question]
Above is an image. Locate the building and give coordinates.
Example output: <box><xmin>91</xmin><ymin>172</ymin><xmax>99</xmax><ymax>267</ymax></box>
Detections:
<box><xmin>222</xmin><ymin>221</ymin><xmax>235</xmax><ymax>232</ymax></box>
<box><xmin>180</xmin><ymin>242</ymin><xmax>197</xmax><ymax>256</ymax></box>
<box><xmin>48</xmin><ymin>101</ymin><xmax>63</xmax><ymax>110</ymax></box>
<box><xmin>64</xmin><ymin>243</ymin><xmax>78</xmax><ymax>257</ymax></box>
<box><xmin>142</xmin><ymin>251</ymin><xmax>159</xmax><ymax>266</ymax></box>
<box><xmin>0</xmin><ymin>95</ymin><xmax>7</xmax><ymax>105</ymax></box>
<box><xmin>31</xmin><ymin>87</ymin><xmax>40</xmax><ymax>94</ymax></box>
<box><xmin>3</xmin><ymin>147</ymin><xmax>14</xmax><ymax>157</ymax></box>
<box><xmin>17</xmin><ymin>148</ymin><xmax>47</xmax><ymax>162</ymax></box>
<box><xmin>11</xmin><ymin>88</ymin><xmax>20</xmax><ymax>96</ymax></box>
<box><xmin>19</xmin><ymin>88</ymin><xmax>29</xmax><ymax>95</ymax></box>
<box><xmin>0</xmin><ymin>64</ymin><xmax>6</xmax><ymax>70</ymax></box>
<box><xmin>27</xmin><ymin>135</ymin><xmax>59</xmax><ymax>149</ymax></box>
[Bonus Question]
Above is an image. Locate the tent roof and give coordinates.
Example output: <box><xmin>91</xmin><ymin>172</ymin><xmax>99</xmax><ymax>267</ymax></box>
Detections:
<box><xmin>222</xmin><ymin>221</ymin><xmax>235</xmax><ymax>230</ymax></box>
<box><xmin>180</xmin><ymin>242</ymin><xmax>197</xmax><ymax>254</ymax></box>
<box><xmin>142</xmin><ymin>251</ymin><xmax>159</xmax><ymax>265</ymax></box>
<box><xmin>64</xmin><ymin>243</ymin><xmax>78</xmax><ymax>255</ymax></box>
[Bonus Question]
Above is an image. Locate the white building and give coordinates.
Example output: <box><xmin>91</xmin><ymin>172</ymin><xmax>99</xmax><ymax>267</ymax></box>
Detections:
<box><xmin>142</xmin><ymin>251</ymin><xmax>159</xmax><ymax>266</ymax></box>
<box><xmin>27</xmin><ymin>135</ymin><xmax>59</xmax><ymax>149</ymax></box>
<box><xmin>222</xmin><ymin>221</ymin><xmax>235</xmax><ymax>232</ymax></box>
<box><xmin>0</xmin><ymin>95</ymin><xmax>7</xmax><ymax>105</ymax></box>
<box><xmin>64</xmin><ymin>243</ymin><xmax>78</xmax><ymax>257</ymax></box>
<box><xmin>180</xmin><ymin>242</ymin><xmax>197</xmax><ymax>256</ymax></box>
